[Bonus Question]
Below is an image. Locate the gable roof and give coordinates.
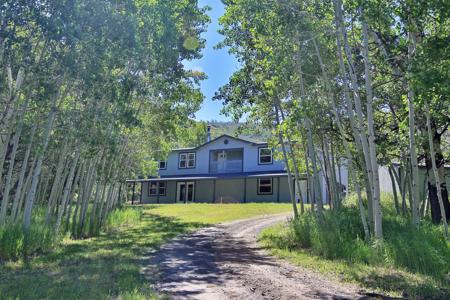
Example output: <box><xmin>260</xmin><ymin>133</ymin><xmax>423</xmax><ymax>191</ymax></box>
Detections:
<box><xmin>172</xmin><ymin>134</ymin><xmax>267</xmax><ymax>152</ymax></box>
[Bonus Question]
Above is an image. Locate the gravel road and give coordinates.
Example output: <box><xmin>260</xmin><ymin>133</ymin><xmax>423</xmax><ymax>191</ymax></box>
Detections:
<box><xmin>145</xmin><ymin>213</ymin><xmax>365</xmax><ymax>299</ymax></box>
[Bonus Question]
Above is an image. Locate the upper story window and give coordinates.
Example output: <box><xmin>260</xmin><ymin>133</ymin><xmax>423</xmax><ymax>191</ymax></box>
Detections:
<box><xmin>149</xmin><ymin>181</ymin><xmax>166</xmax><ymax>196</ymax></box>
<box><xmin>258</xmin><ymin>147</ymin><xmax>273</xmax><ymax>165</ymax></box>
<box><xmin>158</xmin><ymin>161</ymin><xmax>167</xmax><ymax>170</ymax></box>
<box><xmin>179</xmin><ymin>152</ymin><xmax>196</xmax><ymax>169</ymax></box>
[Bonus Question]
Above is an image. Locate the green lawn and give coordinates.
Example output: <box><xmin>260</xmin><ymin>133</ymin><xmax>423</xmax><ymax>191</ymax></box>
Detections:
<box><xmin>0</xmin><ymin>203</ymin><xmax>291</xmax><ymax>299</ymax></box>
<box><xmin>148</xmin><ymin>202</ymin><xmax>292</xmax><ymax>224</ymax></box>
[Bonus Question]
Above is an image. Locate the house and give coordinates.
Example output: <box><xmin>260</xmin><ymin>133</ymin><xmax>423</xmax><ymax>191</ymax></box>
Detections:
<box><xmin>128</xmin><ymin>127</ymin><xmax>344</xmax><ymax>204</ymax></box>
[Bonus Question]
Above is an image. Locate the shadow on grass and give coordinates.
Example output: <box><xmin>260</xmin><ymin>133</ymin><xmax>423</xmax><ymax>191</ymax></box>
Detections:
<box><xmin>358</xmin><ymin>270</ymin><xmax>450</xmax><ymax>300</ymax></box>
<box><xmin>0</xmin><ymin>212</ymin><xmax>207</xmax><ymax>299</ymax></box>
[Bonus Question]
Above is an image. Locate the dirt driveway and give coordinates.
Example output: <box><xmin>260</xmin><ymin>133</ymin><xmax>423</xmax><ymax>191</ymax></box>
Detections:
<box><xmin>144</xmin><ymin>213</ymin><xmax>365</xmax><ymax>299</ymax></box>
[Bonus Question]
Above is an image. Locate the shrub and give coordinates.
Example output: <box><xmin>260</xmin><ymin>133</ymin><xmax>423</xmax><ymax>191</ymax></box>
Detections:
<box><xmin>0</xmin><ymin>222</ymin><xmax>59</xmax><ymax>261</ymax></box>
<box><xmin>105</xmin><ymin>207</ymin><xmax>142</xmax><ymax>232</ymax></box>
<box><xmin>281</xmin><ymin>207</ymin><xmax>450</xmax><ymax>280</ymax></box>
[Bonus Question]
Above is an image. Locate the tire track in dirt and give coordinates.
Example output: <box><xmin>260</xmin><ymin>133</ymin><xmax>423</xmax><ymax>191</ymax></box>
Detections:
<box><xmin>145</xmin><ymin>213</ymin><xmax>365</xmax><ymax>299</ymax></box>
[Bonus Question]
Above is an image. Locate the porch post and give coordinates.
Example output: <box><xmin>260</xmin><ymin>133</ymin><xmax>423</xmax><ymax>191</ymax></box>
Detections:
<box><xmin>132</xmin><ymin>182</ymin><xmax>136</xmax><ymax>205</ymax></box>
<box><xmin>213</xmin><ymin>179</ymin><xmax>216</xmax><ymax>203</ymax></box>
<box><xmin>157</xmin><ymin>183</ymin><xmax>160</xmax><ymax>204</ymax></box>
<box><xmin>277</xmin><ymin>177</ymin><xmax>280</xmax><ymax>203</ymax></box>
<box><xmin>243</xmin><ymin>177</ymin><xmax>247</xmax><ymax>203</ymax></box>
<box><xmin>140</xmin><ymin>182</ymin><xmax>143</xmax><ymax>204</ymax></box>
<box><xmin>118</xmin><ymin>183</ymin><xmax>122</xmax><ymax>205</ymax></box>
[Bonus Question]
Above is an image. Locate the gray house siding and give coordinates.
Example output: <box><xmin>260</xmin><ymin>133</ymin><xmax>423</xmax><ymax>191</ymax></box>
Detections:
<box><xmin>279</xmin><ymin>177</ymin><xmax>293</xmax><ymax>202</ymax></box>
<box><xmin>214</xmin><ymin>179</ymin><xmax>245</xmax><ymax>203</ymax></box>
<box><xmin>245</xmin><ymin>177</ymin><xmax>278</xmax><ymax>202</ymax></box>
<box><xmin>140</xmin><ymin>176</ymin><xmax>297</xmax><ymax>204</ymax></box>
<box><xmin>159</xmin><ymin>135</ymin><xmax>285</xmax><ymax>177</ymax></box>
<box><xmin>141</xmin><ymin>181</ymin><xmax>176</xmax><ymax>204</ymax></box>
<box><xmin>195</xmin><ymin>179</ymin><xmax>215</xmax><ymax>202</ymax></box>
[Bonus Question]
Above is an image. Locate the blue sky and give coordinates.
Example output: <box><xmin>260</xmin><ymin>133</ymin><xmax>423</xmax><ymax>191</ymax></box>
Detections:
<box><xmin>184</xmin><ymin>0</ymin><xmax>240</xmax><ymax>121</ymax></box>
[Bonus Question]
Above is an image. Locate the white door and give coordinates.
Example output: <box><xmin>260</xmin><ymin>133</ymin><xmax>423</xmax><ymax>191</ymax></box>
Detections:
<box><xmin>176</xmin><ymin>182</ymin><xmax>195</xmax><ymax>203</ymax></box>
<box><xmin>217</xmin><ymin>151</ymin><xmax>227</xmax><ymax>172</ymax></box>
<box><xmin>186</xmin><ymin>182</ymin><xmax>195</xmax><ymax>202</ymax></box>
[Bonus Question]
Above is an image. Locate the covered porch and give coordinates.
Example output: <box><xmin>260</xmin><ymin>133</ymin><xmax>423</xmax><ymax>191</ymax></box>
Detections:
<box><xmin>126</xmin><ymin>171</ymin><xmax>300</xmax><ymax>204</ymax></box>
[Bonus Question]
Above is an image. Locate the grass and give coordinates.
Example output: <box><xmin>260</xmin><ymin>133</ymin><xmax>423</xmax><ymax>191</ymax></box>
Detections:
<box><xmin>0</xmin><ymin>203</ymin><xmax>291</xmax><ymax>299</ymax></box>
<box><xmin>147</xmin><ymin>202</ymin><xmax>292</xmax><ymax>224</ymax></box>
<box><xmin>259</xmin><ymin>195</ymin><xmax>450</xmax><ymax>299</ymax></box>
<box><xmin>0</xmin><ymin>208</ymin><xmax>61</xmax><ymax>261</ymax></box>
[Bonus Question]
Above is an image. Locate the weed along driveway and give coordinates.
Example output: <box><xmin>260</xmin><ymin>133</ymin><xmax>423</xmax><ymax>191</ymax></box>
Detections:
<box><xmin>146</xmin><ymin>213</ymin><xmax>362</xmax><ymax>299</ymax></box>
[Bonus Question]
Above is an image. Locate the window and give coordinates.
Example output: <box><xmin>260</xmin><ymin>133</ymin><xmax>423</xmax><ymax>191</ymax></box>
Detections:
<box><xmin>158</xmin><ymin>161</ymin><xmax>167</xmax><ymax>170</ymax></box>
<box><xmin>158</xmin><ymin>182</ymin><xmax>166</xmax><ymax>196</ymax></box>
<box><xmin>258</xmin><ymin>178</ymin><xmax>273</xmax><ymax>195</ymax></box>
<box><xmin>149</xmin><ymin>182</ymin><xmax>158</xmax><ymax>196</ymax></box>
<box><xmin>149</xmin><ymin>182</ymin><xmax>166</xmax><ymax>196</ymax></box>
<box><xmin>179</xmin><ymin>152</ymin><xmax>196</xmax><ymax>168</ymax></box>
<box><xmin>258</xmin><ymin>147</ymin><xmax>273</xmax><ymax>164</ymax></box>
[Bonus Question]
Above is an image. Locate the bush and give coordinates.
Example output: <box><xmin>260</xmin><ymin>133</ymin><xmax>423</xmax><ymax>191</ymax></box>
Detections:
<box><xmin>0</xmin><ymin>206</ymin><xmax>143</xmax><ymax>262</ymax></box>
<box><xmin>105</xmin><ymin>207</ymin><xmax>142</xmax><ymax>232</ymax></box>
<box><xmin>280</xmin><ymin>207</ymin><xmax>450</xmax><ymax>280</ymax></box>
<box><xmin>0</xmin><ymin>222</ymin><xmax>59</xmax><ymax>261</ymax></box>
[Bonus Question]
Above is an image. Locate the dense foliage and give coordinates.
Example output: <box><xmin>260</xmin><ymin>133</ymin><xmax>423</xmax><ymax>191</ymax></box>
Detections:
<box><xmin>0</xmin><ymin>0</ymin><xmax>209</xmax><ymax>259</ymax></box>
<box><xmin>216</xmin><ymin>0</ymin><xmax>450</xmax><ymax>239</ymax></box>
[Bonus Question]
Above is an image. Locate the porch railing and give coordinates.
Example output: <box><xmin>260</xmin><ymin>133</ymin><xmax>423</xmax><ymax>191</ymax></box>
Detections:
<box><xmin>209</xmin><ymin>159</ymin><xmax>243</xmax><ymax>173</ymax></box>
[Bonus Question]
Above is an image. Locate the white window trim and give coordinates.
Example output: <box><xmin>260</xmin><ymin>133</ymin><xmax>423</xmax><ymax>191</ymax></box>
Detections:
<box><xmin>158</xmin><ymin>160</ymin><xmax>167</xmax><ymax>170</ymax></box>
<box><xmin>258</xmin><ymin>148</ymin><xmax>273</xmax><ymax>164</ymax></box>
<box><xmin>258</xmin><ymin>178</ymin><xmax>273</xmax><ymax>195</ymax></box>
<box><xmin>149</xmin><ymin>182</ymin><xmax>158</xmax><ymax>196</ymax></box>
<box><xmin>158</xmin><ymin>182</ymin><xmax>166</xmax><ymax>196</ymax></box>
<box><xmin>149</xmin><ymin>182</ymin><xmax>166</xmax><ymax>196</ymax></box>
<box><xmin>179</xmin><ymin>152</ymin><xmax>196</xmax><ymax>169</ymax></box>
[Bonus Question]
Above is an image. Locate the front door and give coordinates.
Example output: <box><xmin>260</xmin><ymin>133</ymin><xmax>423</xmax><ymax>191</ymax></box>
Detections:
<box><xmin>217</xmin><ymin>151</ymin><xmax>227</xmax><ymax>172</ymax></box>
<box><xmin>176</xmin><ymin>182</ymin><xmax>195</xmax><ymax>203</ymax></box>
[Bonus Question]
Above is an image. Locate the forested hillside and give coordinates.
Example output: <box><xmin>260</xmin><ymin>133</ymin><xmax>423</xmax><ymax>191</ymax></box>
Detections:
<box><xmin>208</xmin><ymin>121</ymin><xmax>270</xmax><ymax>142</ymax></box>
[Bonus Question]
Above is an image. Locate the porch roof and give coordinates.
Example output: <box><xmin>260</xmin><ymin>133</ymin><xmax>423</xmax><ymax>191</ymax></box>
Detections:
<box><xmin>126</xmin><ymin>170</ymin><xmax>295</xmax><ymax>182</ymax></box>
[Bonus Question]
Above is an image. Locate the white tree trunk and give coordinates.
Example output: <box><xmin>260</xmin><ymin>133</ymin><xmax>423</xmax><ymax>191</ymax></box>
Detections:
<box><xmin>407</xmin><ymin>29</ymin><xmax>421</xmax><ymax>228</ymax></box>
<box><xmin>425</xmin><ymin>103</ymin><xmax>448</xmax><ymax>239</ymax></box>
<box><xmin>64</xmin><ymin>159</ymin><xmax>84</xmax><ymax>231</ymax></box>
<box><xmin>55</xmin><ymin>151</ymin><xmax>80</xmax><ymax>232</ymax></box>
<box><xmin>23</xmin><ymin>88</ymin><xmax>60</xmax><ymax>230</ymax></box>
<box><xmin>279</xmin><ymin>107</ymin><xmax>304</xmax><ymax>213</ymax></box>
<box><xmin>275</xmin><ymin>105</ymin><xmax>299</xmax><ymax>218</ymax></box>
<box><xmin>296</xmin><ymin>56</ymin><xmax>322</xmax><ymax>212</ymax></box>
<box><xmin>0</xmin><ymin>95</ymin><xmax>30</xmax><ymax>223</ymax></box>
<box><xmin>77</xmin><ymin>160</ymin><xmax>96</xmax><ymax>237</ymax></box>
<box><xmin>15</xmin><ymin>154</ymin><xmax>36</xmax><ymax>222</ymax></box>
<box><xmin>361</xmin><ymin>13</ymin><xmax>382</xmax><ymax>238</ymax></box>
<box><xmin>45</xmin><ymin>141</ymin><xmax>69</xmax><ymax>223</ymax></box>
<box><xmin>388</xmin><ymin>166</ymin><xmax>401</xmax><ymax>214</ymax></box>
<box><xmin>313</xmin><ymin>33</ymin><xmax>370</xmax><ymax>237</ymax></box>
<box><xmin>10</xmin><ymin>125</ymin><xmax>36</xmax><ymax>221</ymax></box>
<box><xmin>0</xmin><ymin>66</ymin><xmax>25</xmax><ymax>145</ymax></box>
<box><xmin>0</xmin><ymin>133</ymin><xmax>11</xmax><ymax>188</ymax></box>
<box><xmin>0</xmin><ymin>116</ymin><xmax>25</xmax><ymax>223</ymax></box>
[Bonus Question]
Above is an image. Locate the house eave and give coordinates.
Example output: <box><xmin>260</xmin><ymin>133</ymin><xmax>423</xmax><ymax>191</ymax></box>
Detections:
<box><xmin>170</xmin><ymin>134</ymin><xmax>268</xmax><ymax>152</ymax></box>
<box><xmin>126</xmin><ymin>170</ymin><xmax>298</xmax><ymax>182</ymax></box>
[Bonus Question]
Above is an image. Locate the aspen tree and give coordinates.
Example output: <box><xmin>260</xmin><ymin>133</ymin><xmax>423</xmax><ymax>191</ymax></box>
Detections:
<box><xmin>275</xmin><ymin>104</ymin><xmax>299</xmax><ymax>218</ymax></box>
<box><xmin>425</xmin><ymin>103</ymin><xmax>448</xmax><ymax>239</ymax></box>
